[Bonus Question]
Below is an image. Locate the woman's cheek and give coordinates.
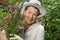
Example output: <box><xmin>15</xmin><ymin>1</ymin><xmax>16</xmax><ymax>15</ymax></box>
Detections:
<box><xmin>24</xmin><ymin>12</ymin><xmax>28</xmax><ymax>18</ymax></box>
<box><xmin>33</xmin><ymin>16</ymin><xmax>36</xmax><ymax>19</ymax></box>
<box><xmin>32</xmin><ymin>16</ymin><xmax>36</xmax><ymax>22</ymax></box>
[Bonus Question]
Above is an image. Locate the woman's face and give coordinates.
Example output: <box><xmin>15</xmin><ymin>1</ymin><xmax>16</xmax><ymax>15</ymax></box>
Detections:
<box><xmin>23</xmin><ymin>6</ymin><xmax>39</xmax><ymax>25</ymax></box>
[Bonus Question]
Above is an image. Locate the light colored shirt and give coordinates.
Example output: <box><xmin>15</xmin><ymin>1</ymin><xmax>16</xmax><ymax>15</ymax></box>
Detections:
<box><xmin>25</xmin><ymin>22</ymin><xmax>44</xmax><ymax>40</ymax></box>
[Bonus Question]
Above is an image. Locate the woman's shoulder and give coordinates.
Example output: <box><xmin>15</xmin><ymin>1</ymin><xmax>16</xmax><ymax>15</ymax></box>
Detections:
<box><xmin>26</xmin><ymin>22</ymin><xmax>44</xmax><ymax>32</ymax></box>
<box><xmin>35</xmin><ymin>22</ymin><xmax>44</xmax><ymax>30</ymax></box>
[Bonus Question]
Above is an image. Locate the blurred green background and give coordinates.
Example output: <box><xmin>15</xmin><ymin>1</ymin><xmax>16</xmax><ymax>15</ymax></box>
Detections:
<box><xmin>0</xmin><ymin>0</ymin><xmax>60</xmax><ymax>40</ymax></box>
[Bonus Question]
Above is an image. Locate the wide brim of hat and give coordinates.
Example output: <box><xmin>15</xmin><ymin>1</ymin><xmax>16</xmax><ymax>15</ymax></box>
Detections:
<box><xmin>20</xmin><ymin>2</ymin><xmax>47</xmax><ymax>18</ymax></box>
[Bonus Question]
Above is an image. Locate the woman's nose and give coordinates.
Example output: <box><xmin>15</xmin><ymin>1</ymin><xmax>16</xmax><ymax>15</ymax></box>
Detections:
<box><xmin>29</xmin><ymin>14</ymin><xmax>33</xmax><ymax>19</ymax></box>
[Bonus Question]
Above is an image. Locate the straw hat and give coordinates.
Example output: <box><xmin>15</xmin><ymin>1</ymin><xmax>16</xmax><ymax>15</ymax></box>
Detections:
<box><xmin>20</xmin><ymin>0</ymin><xmax>47</xmax><ymax>18</ymax></box>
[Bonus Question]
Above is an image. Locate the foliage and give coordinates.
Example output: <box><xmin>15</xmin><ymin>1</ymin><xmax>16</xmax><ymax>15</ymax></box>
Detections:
<box><xmin>0</xmin><ymin>7</ymin><xmax>8</xmax><ymax>19</ymax></box>
<box><xmin>42</xmin><ymin>0</ymin><xmax>60</xmax><ymax>40</ymax></box>
<box><xmin>9</xmin><ymin>0</ymin><xmax>24</xmax><ymax>4</ymax></box>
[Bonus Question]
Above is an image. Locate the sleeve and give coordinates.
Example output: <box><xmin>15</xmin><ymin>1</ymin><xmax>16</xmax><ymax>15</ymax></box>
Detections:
<box><xmin>35</xmin><ymin>25</ymin><xmax>45</xmax><ymax>40</ymax></box>
<box><xmin>10</xmin><ymin>34</ymin><xmax>23</xmax><ymax>40</ymax></box>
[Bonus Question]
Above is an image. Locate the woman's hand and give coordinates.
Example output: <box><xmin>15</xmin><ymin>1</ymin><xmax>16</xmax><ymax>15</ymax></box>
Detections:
<box><xmin>0</xmin><ymin>32</ymin><xmax>8</xmax><ymax>40</ymax></box>
<box><xmin>9</xmin><ymin>34</ymin><xmax>23</xmax><ymax>40</ymax></box>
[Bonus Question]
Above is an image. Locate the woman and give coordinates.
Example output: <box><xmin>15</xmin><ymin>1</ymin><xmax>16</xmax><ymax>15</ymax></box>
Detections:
<box><xmin>20</xmin><ymin>0</ymin><xmax>47</xmax><ymax>40</ymax></box>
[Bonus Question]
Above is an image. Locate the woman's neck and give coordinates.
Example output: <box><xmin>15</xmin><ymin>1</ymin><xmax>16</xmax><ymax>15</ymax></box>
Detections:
<box><xmin>25</xmin><ymin>24</ymin><xmax>31</xmax><ymax>30</ymax></box>
<box><xmin>24</xmin><ymin>22</ymin><xmax>36</xmax><ymax>30</ymax></box>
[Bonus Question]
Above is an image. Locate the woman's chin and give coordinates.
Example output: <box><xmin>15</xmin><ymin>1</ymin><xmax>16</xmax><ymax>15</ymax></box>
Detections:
<box><xmin>26</xmin><ymin>21</ymin><xmax>34</xmax><ymax>25</ymax></box>
<box><xmin>26</xmin><ymin>21</ymin><xmax>32</xmax><ymax>25</ymax></box>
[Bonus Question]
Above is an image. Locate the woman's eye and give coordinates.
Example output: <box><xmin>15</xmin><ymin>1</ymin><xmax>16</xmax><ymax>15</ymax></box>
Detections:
<box><xmin>27</xmin><ymin>11</ymin><xmax>37</xmax><ymax>16</ymax></box>
<box><xmin>33</xmin><ymin>14</ymin><xmax>37</xmax><ymax>16</ymax></box>
<box><xmin>28</xmin><ymin>12</ymin><xmax>31</xmax><ymax>14</ymax></box>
